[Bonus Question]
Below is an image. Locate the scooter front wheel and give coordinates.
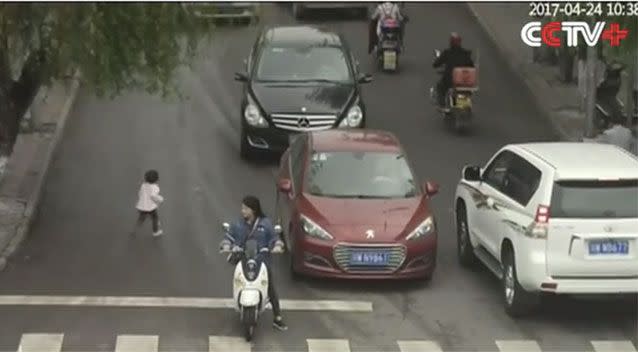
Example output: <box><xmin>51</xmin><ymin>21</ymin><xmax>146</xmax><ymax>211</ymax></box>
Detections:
<box><xmin>242</xmin><ymin>306</ymin><xmax>257</xmax><ymax>341</ymax></box>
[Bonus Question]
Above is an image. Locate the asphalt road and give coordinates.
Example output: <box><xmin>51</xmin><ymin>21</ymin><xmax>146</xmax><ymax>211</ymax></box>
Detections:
<box><xmin>0</xmin><ymin>3</ymin><xmax>635</xmax><ymax>352</ymax></box>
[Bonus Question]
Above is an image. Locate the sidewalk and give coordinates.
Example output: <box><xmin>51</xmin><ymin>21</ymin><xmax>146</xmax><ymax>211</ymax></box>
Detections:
<box><xmin>468</xmin><ymin>2</ymin><xmax>588</xmax><ymax>142</ymax></box>
<box><xmin>0</xmin><ymin>71</ymin><xmax>81</xmax><ymax>271</ymax></box>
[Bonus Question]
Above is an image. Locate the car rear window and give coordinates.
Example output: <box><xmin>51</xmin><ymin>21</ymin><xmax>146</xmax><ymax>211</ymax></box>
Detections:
<box><xmin>550</xmin><ymin>180</ymin><xmax>638</xmax><ymax>218</ymax></box>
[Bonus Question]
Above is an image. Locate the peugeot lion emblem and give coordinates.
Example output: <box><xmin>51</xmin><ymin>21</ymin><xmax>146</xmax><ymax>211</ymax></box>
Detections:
<box><xmin>365</xmin><ymin>229</ymin><xmax>375</xmax><ymax>239</ymax></box>
<box><xmin>297</xmin><ymin>118</ymin><xmax>310</xmax><ymax>128</ymax></box>
<box><xmin>301</xmin><ymin>107</ymin><xmax>307</xmax><ymax>112</ymax></box>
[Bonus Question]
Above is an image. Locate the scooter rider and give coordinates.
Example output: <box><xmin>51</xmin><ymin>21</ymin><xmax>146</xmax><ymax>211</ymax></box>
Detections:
<box><xmin>433</xmin><ymin>32</ymin><xmax>474</xmax><ymax>108</ymax></box>
<box><xmin>368</xmin><ymin>2</ymin><xmax>407</xmax><ymax>54</ymax></box>
<box><xmin>223</xmin><ymin>195</ymin><xmax>288</xmax><ymax>331</ymax></box>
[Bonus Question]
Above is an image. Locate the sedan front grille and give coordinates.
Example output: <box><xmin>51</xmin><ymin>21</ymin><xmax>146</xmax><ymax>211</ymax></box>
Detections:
<box><xmin>333</xmin><ymin>244</ymin><xmax>406</xmax><ymax>273</ymax></box>
<box><xmin>270</xmin><ymin>114</ymin><xmax>337</xmax><ymax>132</ymax></box>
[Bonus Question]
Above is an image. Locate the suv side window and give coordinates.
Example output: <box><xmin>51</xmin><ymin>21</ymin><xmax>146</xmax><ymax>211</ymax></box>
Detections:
<box><xmin>502</xmin><ymin>156</ymin><xmax>542</xmax><ymax>206</ymax></box>
<box><xmin>482</xmin><ymin>150</ymin><xmax>515</xmax><ymax>191</ymax></box>
<box><xmin>289</xmin><ymin>135</ymin><xmax>307</xmax><ymax>194</ymax></box>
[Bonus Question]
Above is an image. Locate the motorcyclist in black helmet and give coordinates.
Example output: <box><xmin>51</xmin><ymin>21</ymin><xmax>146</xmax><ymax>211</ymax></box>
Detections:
<box><xmin>433</xmin><ymin>32</ymin><xmax>474</xmax><ymax>108</ymax></box>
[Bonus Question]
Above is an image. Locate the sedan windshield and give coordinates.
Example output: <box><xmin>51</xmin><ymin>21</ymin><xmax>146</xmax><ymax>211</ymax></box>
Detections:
<box><xmin>256</xmin><ymin>46</ymin><xmax>352</xmax><ymax>82</ymax></box>
<box><xmin>305</xmin><ymin>151</ymin><xmax>419</xmax><ymax>198</ymax></box>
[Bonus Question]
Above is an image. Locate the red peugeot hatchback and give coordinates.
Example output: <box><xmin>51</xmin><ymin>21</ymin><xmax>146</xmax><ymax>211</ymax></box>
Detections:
<box><xmin>274</xmin><ymin>129</ymin><xmax>440</xmax><ymax>280</ymax></box>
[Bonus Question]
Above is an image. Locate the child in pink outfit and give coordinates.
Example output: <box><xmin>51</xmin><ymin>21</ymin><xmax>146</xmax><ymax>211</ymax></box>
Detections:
<box><xmin>132</xmin><ymin>169</ymin><xmax>164</xmax><ymax>237</ymax></box>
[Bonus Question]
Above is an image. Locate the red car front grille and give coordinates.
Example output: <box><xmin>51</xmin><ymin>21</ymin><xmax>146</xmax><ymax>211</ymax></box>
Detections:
<box><xmin>333</xmin><ymin>244</ymin><xmax>406</xmax><ymax>273</ymax></box>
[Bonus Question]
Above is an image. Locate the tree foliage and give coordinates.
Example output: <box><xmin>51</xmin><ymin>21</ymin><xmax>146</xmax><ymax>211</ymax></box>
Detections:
<box><xmin>0</xmin><ymin>3</ymin><xmax>214</xmax><ymax>156</ymax></box>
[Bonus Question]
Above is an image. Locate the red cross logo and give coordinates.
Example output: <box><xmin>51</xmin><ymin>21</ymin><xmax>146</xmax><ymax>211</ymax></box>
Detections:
<box><xmin>601</xmin><ymin>23</ymin><xmax>629</xmax><ymax>47</ymax></box>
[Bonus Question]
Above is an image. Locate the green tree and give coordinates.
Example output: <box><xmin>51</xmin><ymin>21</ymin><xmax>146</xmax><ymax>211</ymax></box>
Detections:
<box><xmin>0</xmin><ymin>3</ymin><xmax>214</xmax><ymax>156</ymax></box>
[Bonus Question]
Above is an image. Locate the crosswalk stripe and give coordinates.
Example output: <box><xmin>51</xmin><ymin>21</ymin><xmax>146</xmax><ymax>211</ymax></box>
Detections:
<box><xmin>17</xmin><ymin>333</ymin><xmax>64</xmax><ymax>352</ymax></box>
<box><xmin>495</xmin><ymin>340</ymin><xmax>542</xmax><ymax>352</ymax></box>
<box><xmin>307</xmin><ymin>338</ymin><xmax>350</xmax><ymax>352</ymax></box>
<box><xmin>591</xmin><ymin>340</ymin><xmax>638</xmax><ymax>352</ymax></box>
<box><xmin>397</xmin><ymin>340</ymin><xmax>443</xmax><ymax>352</ymax></box>
<box><xmin>114</xmin><ymin>335</ymin><xmax>158</xmax><ymax>352</ymax></box>
<box><xmin>209</xmin><ymin>336</ymin><xmax>251</xmax><ymax>352</ymax></box>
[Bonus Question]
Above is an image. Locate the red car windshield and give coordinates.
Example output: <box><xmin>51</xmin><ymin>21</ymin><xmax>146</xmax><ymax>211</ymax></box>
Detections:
<box><xmin>305</xmin><ymin>151</ymin><xmax>418</xmax><ymax>199</ymax></box>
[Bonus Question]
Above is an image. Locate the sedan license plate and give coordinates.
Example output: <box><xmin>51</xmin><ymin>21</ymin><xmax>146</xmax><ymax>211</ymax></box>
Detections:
<box><xmin>350</xmin><ymin>251</ymin><xmax>389</xmax><ymax>266</ymax></box>
<box><xmin>588</xmin><ymin>240</ymin><xmax>629</xmax><ymax>255</ymax></box>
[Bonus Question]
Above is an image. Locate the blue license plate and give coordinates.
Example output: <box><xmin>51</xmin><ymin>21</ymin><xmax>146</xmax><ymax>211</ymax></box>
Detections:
<box><xmin>350</xmin><ymin>251</ymin><xmax>389</xmax><ymax>266</ymax></box>
<box><xmin>588</xmin><ymin>240</ymin><xmax>629</xmax><ymax>255</ymax></box>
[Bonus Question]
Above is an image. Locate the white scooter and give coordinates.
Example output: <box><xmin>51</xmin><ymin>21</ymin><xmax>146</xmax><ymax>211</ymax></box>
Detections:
<box><xmin>219</xmin><ymin>222</ymin><xmax>284</xmax><ymax>341</ymax></box>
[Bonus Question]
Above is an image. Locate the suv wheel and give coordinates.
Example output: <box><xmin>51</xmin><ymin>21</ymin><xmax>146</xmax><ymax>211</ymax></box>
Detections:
<box><xmin>456</xmin><ymin>203</ymin><xmax>477</xmax><ymax>267</ymax></box>
<box><xmin>502</xmin><ymin>248</ymin><xmax>538</xmax><ymax>317</ymax></box>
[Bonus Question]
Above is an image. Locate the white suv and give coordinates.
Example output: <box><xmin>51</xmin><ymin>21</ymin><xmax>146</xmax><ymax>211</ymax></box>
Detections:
<box><xmin>454</xmin><ymin>142</ymin><xmax>638</xmax><ymax>317</ymax></box>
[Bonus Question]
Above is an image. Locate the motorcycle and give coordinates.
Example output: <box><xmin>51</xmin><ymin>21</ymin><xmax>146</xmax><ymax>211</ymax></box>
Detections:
<box><xmin>429</xmin><ymin>49</ymin><xmax>478</xmax><ymax>133</ymax></box>
<box><xmin>374</xmin><ymin>17</ymin><xmax>405</xmax><ymax>72</ymax></box>
<box><xmin>595</xmin><ymin>61</ymin><xmax>631</xmax><ymax>130</ymax></box>
<box><xmin>219</xmin><ymin>222</ymin><xmax>284</xmax><ymax>341</ymax></box>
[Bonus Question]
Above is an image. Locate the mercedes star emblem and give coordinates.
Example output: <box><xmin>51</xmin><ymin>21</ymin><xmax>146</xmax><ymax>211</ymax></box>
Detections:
<box><xmin>297</xmin><ymin>118</ymin><xmax>310</xmax><ymax>128</ymax></box>
<box><xmin>365</xmin><ymin>229</ymin><xmax>375</xmax><ymax>239</ymax></box>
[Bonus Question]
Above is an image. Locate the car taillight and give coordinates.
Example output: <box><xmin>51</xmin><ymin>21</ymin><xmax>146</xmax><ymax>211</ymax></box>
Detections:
<box><xmin>526</xmin><ymin>205</ymin><xmax>550</xmax><ymax>238</ymax></box>
<box><xmin>535</xmin><ymin>205</ymin><xmax>550</xmax><ymax>223</ymax></box>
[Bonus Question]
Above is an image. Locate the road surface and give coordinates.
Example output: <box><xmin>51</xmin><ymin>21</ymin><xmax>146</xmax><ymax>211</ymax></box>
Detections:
<box><xmin>0</xmin><ymin>4</ymin><xmax>635</xmax><ymax>352</ymax></box>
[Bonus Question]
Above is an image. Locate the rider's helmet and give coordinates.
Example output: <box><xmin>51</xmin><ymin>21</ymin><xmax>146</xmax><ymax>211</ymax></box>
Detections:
<box><xmin>450</xmin><ymin>32</ymin><xmax>462</xmax><ymax>47</ymax></box>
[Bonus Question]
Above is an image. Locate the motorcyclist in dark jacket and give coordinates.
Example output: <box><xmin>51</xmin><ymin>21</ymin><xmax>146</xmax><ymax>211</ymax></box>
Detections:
<box><xmin>433</xmin><ymin>32</ymin><xmax>474</xmax><ymax>108</ymax></box>
<box><xmin>222</xmin><ymin>195</ymin><xmax>288</xmax><ymax>331</ymax></box>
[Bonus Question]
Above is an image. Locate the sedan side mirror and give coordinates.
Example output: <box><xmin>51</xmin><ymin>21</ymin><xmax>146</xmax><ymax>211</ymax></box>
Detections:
<box><xmin>222</xmin><ymin>222</ymin><xmax>230</xmax><ymax>232</ymax></box>
<box><xmin>278</xmin><ymin>178</ymin><xmax>292</xmax><ymax>193</ymax></box>
<box><xmin>234</xmin><ymin>72</ymin><xmax>248</xmax><ymax>82</ymax></box>
<box><xmin>357</xmin><ymin>73</ymin><xmax>373</xmax><ymax>84</ymax></box>
<box><xmin>462</xmin><ymin>165</ymin><xmax>481</xmax><ymax>181</ymax></box>
<box><xmin>423</xmin><ymin>181</ymin><xmax>439</xmax><ymax>196</ymax></box>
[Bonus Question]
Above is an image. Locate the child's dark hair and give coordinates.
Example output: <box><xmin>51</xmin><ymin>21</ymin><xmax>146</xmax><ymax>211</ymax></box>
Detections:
<box><xmin>144</xmin><ymin>170</ymin><xmax>159</xmax><ymax>184</ymax></box>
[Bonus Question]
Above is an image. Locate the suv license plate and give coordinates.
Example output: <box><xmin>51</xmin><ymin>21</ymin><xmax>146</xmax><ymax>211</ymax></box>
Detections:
<box><xmin>588</xmin><ymin>240</ymin><xmax>629</xmax><ymax>255</ymax></box>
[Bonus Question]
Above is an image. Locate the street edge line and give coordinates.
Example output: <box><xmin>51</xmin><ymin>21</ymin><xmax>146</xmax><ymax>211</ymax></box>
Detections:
<box><xmin>465</xmin><ymin>3</ymin><xmax>576</xmax><ymax>142</ymax></box>
<box><xmin>0</xmin><ymin>69</ymin><xmax>82</xmax><ymax>271</ymax></box>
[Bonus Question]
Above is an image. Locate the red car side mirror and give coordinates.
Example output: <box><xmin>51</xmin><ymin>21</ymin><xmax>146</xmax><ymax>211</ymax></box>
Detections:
<box><xmin>423</xmin><ymin>181</ymin><xmax>439</xmax><ymax>196</ymax></box>
<box><xmin>278</xmin><ymin>178</ymin><xmax>292</xmax><ymax>193</ymax></box>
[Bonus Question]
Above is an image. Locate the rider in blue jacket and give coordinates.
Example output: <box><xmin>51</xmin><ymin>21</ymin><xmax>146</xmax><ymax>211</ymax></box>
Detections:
<box><xmin>223</xmin><ymin>195</ymin><xmax>288</xmax><ymax>331</ymax></box>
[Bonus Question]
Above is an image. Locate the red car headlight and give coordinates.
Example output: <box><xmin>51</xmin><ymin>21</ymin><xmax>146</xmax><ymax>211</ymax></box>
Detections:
<box><xmin>406</xmin><ymin>216</ymin><xmax>436</xmax><ymax>241</ymax></box>
<box><xmin>300</xmin><ymin>215</ymin><xmax>334</xmax><ymax>241</ymax></box>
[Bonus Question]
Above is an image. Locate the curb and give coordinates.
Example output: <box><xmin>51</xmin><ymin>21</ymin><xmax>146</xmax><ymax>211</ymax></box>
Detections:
<box><xmin>0</xmin><ymin>69</ymin><xmax>82</xmax><ymax>271</ymax></box>
<box><xmin>466</xmin><ymin>3</ymin><xmax>575</xmax><ymax>142</ymax></box>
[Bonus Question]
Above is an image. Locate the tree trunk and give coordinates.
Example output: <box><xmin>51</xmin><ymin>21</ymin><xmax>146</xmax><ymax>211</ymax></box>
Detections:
<box><xmin>0</xmin><ymin>50</ymin><xmax>44</xmax><ymax>157</ymax></box>
<box><xmin>558</xmin><ymin>31</ymin><xmax>574</xmax><ymax>83</ymax></box>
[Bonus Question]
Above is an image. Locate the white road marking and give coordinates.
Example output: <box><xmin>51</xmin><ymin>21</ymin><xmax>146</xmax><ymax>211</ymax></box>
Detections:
<box><xmin>307</xmin><ymin>338</ymin><xmax>350</xmax><ymax>352</ymax></box>
<box><xmin>495</xmin><ymin>340</ymin><xmax>542</xmax><ymax>352</ymax></box>
<box><xmin>397</xmin><ymin>340</ymin><xmax>444</xmax><ymax>352</ymax></box>
<box><xmin>591</xmin><ymin>340</ymin><xmax>638</xmax><ymax>352</ymax></box>
<box><xmin>17</xmin><ymin>333</ymin><xmax>63</xmax><ymax>352</ymax></box>
<box><xmin>209</xmin><ymin>336</ymin><xmax>251</xmax><ymax>352</ymax></box>
<box><xmin>115</xmin><ymin>335</ymin><xmax>158</xmax><ymax>352</ymax></box>
<box><xmin>0</xmin><ymin>295</ymin><xmax>373</xmax><ymax>312</ymax></box>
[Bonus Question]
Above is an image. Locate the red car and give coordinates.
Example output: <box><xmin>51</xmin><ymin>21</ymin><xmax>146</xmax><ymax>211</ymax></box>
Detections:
<box><xmin>275</xmin><ymin>129</ymin><xmax>440</xmax><ymax>280</ymax></box>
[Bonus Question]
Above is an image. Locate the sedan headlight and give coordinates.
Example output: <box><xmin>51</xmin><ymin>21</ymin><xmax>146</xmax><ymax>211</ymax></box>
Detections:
<box><xmin>244</xmin><ymin>104</ymin><xmax>268</xmax><ymax>128</ymax></box>
<box><xmin>339</xmin><ymin>105</ymin><xmax>363</xmax><ymax>128</ymax></box>
<box><xmin>406</xmin><ymin>216</ymin><xmax>436</xmax><ymax>241</ymax></box>
<box><xmin>300</xmin><ymin>215</ymin><xmax>333</xmax><ymax>240</ymax></box>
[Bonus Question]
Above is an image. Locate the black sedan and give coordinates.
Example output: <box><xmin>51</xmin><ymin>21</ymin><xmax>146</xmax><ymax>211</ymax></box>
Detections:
<box><xmin>234</xmin><ymin>25</ymin><xmax>372</xmax><ymax>159</ymax></box>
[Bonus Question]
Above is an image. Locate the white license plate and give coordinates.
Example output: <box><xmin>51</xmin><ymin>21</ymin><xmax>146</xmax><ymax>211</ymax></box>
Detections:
<box><xmin>383</xmin><ymin>51</ymin><xmax>396</xmax><ymax>70</ymax></box>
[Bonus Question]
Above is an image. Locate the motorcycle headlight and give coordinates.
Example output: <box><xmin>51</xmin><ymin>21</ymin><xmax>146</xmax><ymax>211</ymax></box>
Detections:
<box><xmin>406</xmin><ymin>216</ymin><xmax>436</xmax><ymax>241</ymax></box>
<box><xmin>300</xmin><ymin>215</ymin><xmax>333</xmax><ymax>240</ymax></box>
<box><xmin>244</xmin><ymin>104</ymin><xmax>268</xmax><ymax>128</ymax></box>
<box><xmin>339</xmin><ymin>105</ymin><xmax>363</xmax><ymax>128</ymax></box>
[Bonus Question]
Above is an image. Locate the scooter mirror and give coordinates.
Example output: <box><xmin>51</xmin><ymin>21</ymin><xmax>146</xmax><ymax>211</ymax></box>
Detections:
<box><xmin>222</xmin><ymin>222</ymin><xmax>230</xmax><ymax>232</ymax></box>
<box><xmin>274</xmin><ymin>224</ymin><xmax>282</xmax><ymax>234</ymax></box>
<box><xmin>434</xmin><ymin>49</ymin><xmax>441</xmax><ymax>58</ymax></box>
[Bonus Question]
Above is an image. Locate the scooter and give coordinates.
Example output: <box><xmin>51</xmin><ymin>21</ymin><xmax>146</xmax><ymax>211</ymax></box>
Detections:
<box><xmin>374</xmin><ymin>18</ymin><xmax>403</xmax><ymax>72</ymax></box>
<box><xmin>595</xmin><ymin>61</ymin><xmax>629</xmax><ymax>130</ymax></box>
<box><xmin>429</xmin><ymin>49</ymin><xmax>479</xmax><ymax>133</ymax></box>
<box><xmin>219</xmin><ymin>222</ymin><xmax>284</xmax><ymax>342</ymax></box>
